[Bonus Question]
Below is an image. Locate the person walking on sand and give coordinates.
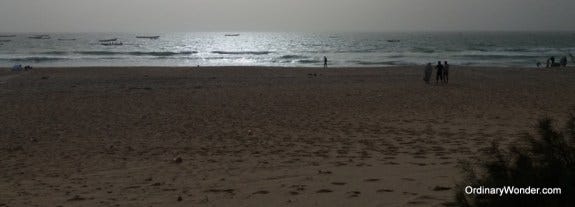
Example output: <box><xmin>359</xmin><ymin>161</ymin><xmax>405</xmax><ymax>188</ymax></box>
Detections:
<box><xmin>423</xmin><ymin>63</ymin><xmax>432</xmax><ymax>84</ymax></box>
<box><xmin>435</xmin><ymin>61</ymin><xmax>444</xmax><ymax>84</ymax></box>
<box><xmin>443</xmin><ymin>61</ymin><xmax>450</xmax><ymax>84</ymax></box>
<box><xmin>560</xmin><ymin>56</ymin><xmax>568</xmax><ymax>67</ymax></box>
<box><xmin>323</xmin><ymin>56</ymin><xmax>328</xmax><ymax>68</ymax></box>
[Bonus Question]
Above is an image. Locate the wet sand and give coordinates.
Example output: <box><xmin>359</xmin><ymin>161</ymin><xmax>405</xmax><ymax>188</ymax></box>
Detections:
<box><xmin>1</xmin><ymin>66</ymin><xmax>575</xmax><ymax>206</ymax></box>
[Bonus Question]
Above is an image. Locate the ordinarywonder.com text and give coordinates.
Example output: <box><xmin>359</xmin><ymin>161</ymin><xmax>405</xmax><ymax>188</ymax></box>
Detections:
<box><xmin>465</xmin><ymin>186</ymin><xmax>561</xmax><ymax>196</ymax></box>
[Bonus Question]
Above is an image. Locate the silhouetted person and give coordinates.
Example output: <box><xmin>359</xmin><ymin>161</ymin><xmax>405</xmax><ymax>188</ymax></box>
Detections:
<box><xmin>443</xmin><ymin>61</ymin><xmax>449</xmax><ymax>83</ymax></box>
<box><xmin>548</xmin><ymin>56</ymin><xmax>563</xmax><ymax>67</ymax></box>
<box><xmin>435</xmin><ymin>61</ymin><xmax>444</xmax><ymax>84</ymax></box>
<box><xmin>323</xmin><ymin>56</ymin><xmax>328</xmax><ymax>68</ymax></box>
<box><xmin>423</xmin><ymin>63</ymin><xmax>432</xmax><ymax>84</ymax></box>
<box><xmin>560</xmin><ymin>56</ymin><xmax>567</xmax><ymax>67</ymax></box>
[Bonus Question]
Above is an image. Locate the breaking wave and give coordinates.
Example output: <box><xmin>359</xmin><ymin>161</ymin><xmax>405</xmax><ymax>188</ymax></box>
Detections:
<box><xmin>211</xmin><ymin>51</ymin><xmax>272</xmax><ymax>55</ymax></box>
<box><xmin>7</xmin><ymin>57</ymin><xmax>68</xmax><ymax>62</ymax></box>
<box><xmin>74</xmin><ymin>51</ymin><xmax>197</xmax><ymax>56</ymax></box>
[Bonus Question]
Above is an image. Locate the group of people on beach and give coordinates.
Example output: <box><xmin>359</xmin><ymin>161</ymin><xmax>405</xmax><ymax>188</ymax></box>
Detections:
<box><xmin>11</xmin><ymin>64</ymin><xmax>33</xmax><ymax>72</ymax></box>
<box><xmin>423</xmin><ymin>61</ymin><xmax>449</xmax><ymax>84</ymax></box>
<box><xmin>537</xmin><ymin>56</ymin><xmax>569</xmax><ymax>68</ymax></box>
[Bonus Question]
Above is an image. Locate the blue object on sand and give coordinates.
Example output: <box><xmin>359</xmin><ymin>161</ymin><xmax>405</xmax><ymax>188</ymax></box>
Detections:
<box><xmin>12</xmin><ymin>64</ymin><xmax>23</xmax><ymax>71</ymax></box>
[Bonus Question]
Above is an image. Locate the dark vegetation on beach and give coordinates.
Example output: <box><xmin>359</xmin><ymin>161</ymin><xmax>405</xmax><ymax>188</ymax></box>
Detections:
<box><xmin>455</xmin><ymin>111</ymin><xmax>575</xmax><ymax>207</ymax></box>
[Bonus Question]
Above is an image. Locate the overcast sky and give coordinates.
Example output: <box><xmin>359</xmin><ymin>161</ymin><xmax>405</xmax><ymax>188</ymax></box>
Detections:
<box><xmin>0</xmin><ymin>0</ymin><xmax>574</xmax><ymax>32</ymax></box>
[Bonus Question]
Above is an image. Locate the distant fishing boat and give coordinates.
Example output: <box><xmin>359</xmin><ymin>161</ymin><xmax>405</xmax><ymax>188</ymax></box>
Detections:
<box><xmin>0</xmin><ymin>35</ymin><xmax>16</xmax><ymax>38</ymax></box>
<box><xmin>29</xmin><ymin>35</ymin><xmax>51</xmax><ymax>39</ymax></box>
<box><xmin>99</xmin><ymin>38</ymin><xmax>118</xmax><ymax>42</ymax></box>
<box><xmin>58</xmin><ymin>38</ymin><xmax>76</xmax><ymax>41</ymax></box>
<box><xmin>136</xmin><ymin>36</ymin><xmax>160</xmax><ymax>39</ymax></box>
<box><xmin>387</xmin><ymin>39</ymin><xmax>400</xmax><ymax>43</ymax></box>
<box><xmin>224</xmin><ymin>34</ymin><xmax>240</xmax><ymax>37</ymax></box>
<box><xmin>101</xmin><ymin>42</ymin><xmax>123</xmax><ymax>46</ymax></box>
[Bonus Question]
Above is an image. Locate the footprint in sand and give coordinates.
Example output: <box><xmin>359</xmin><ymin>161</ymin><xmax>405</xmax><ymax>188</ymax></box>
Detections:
<box><xmin>205</xmin><ymin>189</ymin><xmax>235</xmax><ymax>194</ymax></box>
<box><xmin>318</xmin><ymin>170</ymin><xmax>332</xmax><ymax>175</ymax></box>
<box><xmin>333</xmin><ymin>161</ymin><xmax>347</xmax><ymax>166</ymax></box>
<box><xmin>407</xmin><ymin>200</ymin><xmax>428</xmax><ymax>205</ymax></box>
<box><xmin>432</xmin><ymin>186</ymin><xmax>452</xmax><ymax>191</ymax></box>
<box><xmin>355</xmin><ymin>163</ymin><xmax>372</xmax><ymax>167</ymax></box>
<box><xmin>331</xmin><ymin>182</ymin><xmax>347</xmax><ymax>186</ymax></box>
<box><xmin>316</xmin><ymin>189</ymin><xmax>333</xmax><ymax>193</ymax></box>
<box><xmin>410</xmin><ymin>162</ymin><xmax>427</xmax><ymax>166</ymax></box>
<box><xmin>67</xmin><ymin>195</ymin><xmax>87</xmax><ymax>202</ymax></box>
<box><xmin>376</xmin><ymin>189</ymin><xmax>394</xmax><ymax>193</ymax></box>
<box><xmin>347</xmin><ymin>191</ymin><xmax>361</xmax><ymax>198</ymax></box>
<box><xmin>290</xmin><ymin>185</ymin><xmax>306</xmax><ymax>192</ymax></box>
<box><xmin>364</xmin><ymin>178</ymin><xmax>380</xmax><ymax>182</ymax></box>
<box><xmin>439</xmin><ymin>155</ymin><xmax>451</xmax><ymax>160</ymax></box>
<box><xmin>383</xmin><ymin>156</ymin><xmax>396</xmax><ymax>160</ymax></box>
<box><xmin>252</xmin><ymin>190</ymin><xmax>270</xmax><ymax>195</ymax></box>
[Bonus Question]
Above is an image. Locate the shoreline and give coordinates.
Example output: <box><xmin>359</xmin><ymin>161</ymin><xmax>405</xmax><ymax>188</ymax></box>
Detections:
<box><xmin>4</xmin><ymin>65</ymin><xmax>571</xmax><ymax>70</ymax></box>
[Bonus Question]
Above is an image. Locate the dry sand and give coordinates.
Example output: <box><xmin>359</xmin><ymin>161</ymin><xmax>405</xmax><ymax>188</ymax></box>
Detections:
<box><xmin>1</xmin><ymin>66</ymin><xmax>575</xmax><ymax>207</ymax></box>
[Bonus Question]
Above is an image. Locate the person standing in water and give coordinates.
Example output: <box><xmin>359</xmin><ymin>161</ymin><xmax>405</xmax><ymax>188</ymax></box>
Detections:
<box><xmin>323</xmin><ymin>56</ymin><xmax>328</xmax><ymax>68</ymax></box>
<box><xmin>435</xmin><ymin>61</ymin><xmax>444</xmax><ymax>84</ymax></box>
<box><xmin>443</xmin><ymin>61</ymin><xmax>450</xmax><ymax>84</ymax></box>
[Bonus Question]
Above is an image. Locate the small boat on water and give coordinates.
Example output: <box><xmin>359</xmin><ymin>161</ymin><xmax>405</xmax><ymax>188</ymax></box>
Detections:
<box><xmin>58</xmin><ymin>38</ymin><xmax>77</xmax><ymax>41</ymax></box>
<box><xmin>99</xmin><ymin>38</ymin><xmax>118</xmax><ymax>42</ymax></box>
<box><xmin>136</xmin><ymin>36</ymin><xmax>160</xmax><ymax>39</ymax></box>
<box><xmin>224</xmin><ymin>34</ymin><xmax>240</xmax><ymax>37</ymax></box>
<box><xmin>387</xmin><ymin>39</ymin><xmax>400</xmax><ymax>43</ymax></box>
<box><xmin>101</xmin><ymin>42</ymin><xmax>123</xmax><ymax>46</ymax></box>
<box><xmin>29</xmin><ymin>35</ymin><xmax>51</xmax><ymax>39</ymax></box>
<box><xmin>0</xmin><ymin>35</ymin><xmax>16</xmax><ymax>38</ymax></box>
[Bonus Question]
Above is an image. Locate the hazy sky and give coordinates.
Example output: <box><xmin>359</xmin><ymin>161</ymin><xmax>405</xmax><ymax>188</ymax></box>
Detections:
<box><xmin>0</xmin><ymin>0</ymin><xmax>574</xmax><ymax>32</ymax></box>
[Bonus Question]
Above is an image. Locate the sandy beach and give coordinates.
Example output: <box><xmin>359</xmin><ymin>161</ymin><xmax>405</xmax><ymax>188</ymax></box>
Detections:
<box><xmin>1</xmin><ymin>66</ymin><xmax>575</xmax><ymax>207</ymax></box>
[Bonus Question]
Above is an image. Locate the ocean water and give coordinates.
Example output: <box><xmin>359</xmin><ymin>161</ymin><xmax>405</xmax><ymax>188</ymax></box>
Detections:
<box><xmin>0</xmin><ymin>32</ymin><xmax>574</xmax><ymax>67</ymax></box>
